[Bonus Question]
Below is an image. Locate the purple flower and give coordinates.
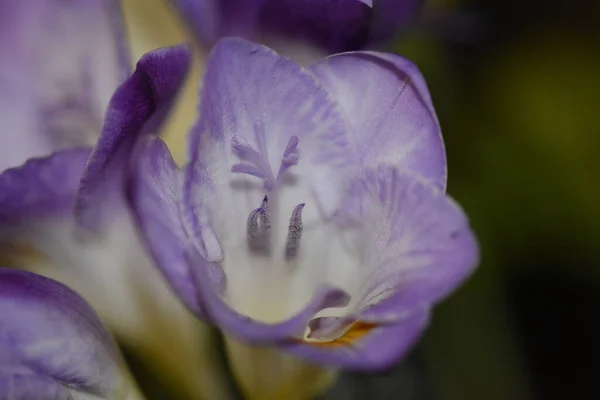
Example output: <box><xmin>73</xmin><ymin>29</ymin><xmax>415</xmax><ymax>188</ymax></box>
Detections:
<box><xmin>0</xmin><ymin>268</ymin><xmax>142</xmax><ymax>399</ymax></box>
<box><xmin>0</xmin><ymin>0</ymin><xmax>129</xmax><ymax>171</ymax></box>
<box><xmin>129</xmin><ymin>37</ymin><xmax>479</xmax><ymax>377</ymax></box>
<box><xmin>170</xmin><ymin>0</ymin><xmax>424</xmax><ymax>54</ymax></box>
<box><xmin>0</xmin><ymin>30</ymin><xmax>205</xmax><ymax>392</ymax></box>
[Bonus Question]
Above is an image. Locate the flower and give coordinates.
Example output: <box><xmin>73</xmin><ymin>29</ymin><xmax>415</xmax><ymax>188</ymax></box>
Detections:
<box><xmin>129</xmin><ymin>38</ymin><xmax>478</xmax><ymax>396</ymax></box>
<box><xmin>170</xmin><ymin>0</ymin><xmax>424</xmax><ymax>54</ymax></box>
<box><xmin>0</xmin><ymin>0</ymin><xmax>129</xmax><ymax>171</ymax></box>
<box><xmin>0</xmin><ymin>268</ymin><xmax>142</xmax><ymax>399</ymax></box>
<box><xmin>0</xmin><ymin>29</ymin><xmax>222</xmax><ymax>396</ymax></box>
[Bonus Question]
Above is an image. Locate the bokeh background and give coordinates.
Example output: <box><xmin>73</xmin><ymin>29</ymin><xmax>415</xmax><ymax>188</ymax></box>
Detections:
<box><xmin>122</xmin><ymin>0</ymin><xmax>600</xmax><ymax>398</ymax></box>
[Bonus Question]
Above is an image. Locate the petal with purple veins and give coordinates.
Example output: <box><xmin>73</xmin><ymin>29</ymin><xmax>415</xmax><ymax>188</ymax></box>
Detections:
<box><xmin>310</xmin><ymin>51</ymin><xmax>447</xmax><ymax>190</ymax></box>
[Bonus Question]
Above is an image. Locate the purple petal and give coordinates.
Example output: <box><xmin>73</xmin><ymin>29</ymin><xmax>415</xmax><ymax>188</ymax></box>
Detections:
<box><xmin>171</xmin><ymin>0</ymin><xmax>261</xmax><ymax>48</ymax></box>
<box><xmin>274</xmin><ymin>164</ymin><xmax>477</xmax><ymax>370</ymax></box>
<box><xmin>183</xmin><ymin>38</ymin><xmax>355</xmax><ymax>257</ymax></box>
<box><xmin>309</xmin><ymin>51</ymin><xmax>447</xmax><ymax>191</ymax></box>
<box><xmin>0</xmin><ymin>148</ymin><xmax>91</xmax><ymax>225</ymax></box>
<box><xmin>0</xmin><ymin>0</ymin><xmax>129</xmax><ymax>171</ymax></box>
<box><xmin>130</xmin><ymin>135</ymin><xmax>225</xmax><ymax>317</ymax></box>
<box><xmin>0</xmin><ymin>269</ymin><xmax>125</xmax><ymax>398</ymax></box>
<box><xmin>281</xmin><ymin>307</ymin><xmax>429</xmax><ymax>370</ymax></box>
<box><xmin>173</xmin><ymin>0</ymin><xmax>422</xmax><ymax>54</ymax></box>
<box><xmin>171</xmin><ymin>0</ymin><xmax>372</xmax><ymax>53</ymax></box>
<box><xmin>75</xmin><ymin>45</ymin><xmax>191</xmax><ymax>232</ymax></box>
<box><xmin>346</xmin><ymin>164</ymin><xmax>478</xmax><ymax>320</ymax></box>
<box><xmin>257</xmin><ymin>0</ymin><xmax>371</xmax><ymax>53</ymax></box>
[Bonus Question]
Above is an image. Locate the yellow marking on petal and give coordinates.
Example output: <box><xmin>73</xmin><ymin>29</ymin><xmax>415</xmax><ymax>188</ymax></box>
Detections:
<box><xmin>0</xmin><ymin>242</ymin><xmax>47</xmax><ymax>266</ymax></box>
<box><xmin>305</xmin><ymin>322</ymin><xmax>378</xmax><ymax>348</ymax></box>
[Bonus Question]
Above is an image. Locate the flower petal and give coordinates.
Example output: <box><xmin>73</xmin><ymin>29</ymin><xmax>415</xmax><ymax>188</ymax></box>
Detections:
<box><xmin>257</xmin><ymin>0</ymin><xmax>371</xmax><ymax>53</ymax></box>
<box><xmin>316</xmin><ymin>165</ymin><xmax>478</xmax><ymax>329</ymax></box>
<box><xmin>273</xmin><ymin>165</ymin><xmax>477</xmax><ymax>370</ymax></box>
<box><xmin>282</xmin><ymin>307</ymin><xmax>429</xmax><ymax>370</ymax></box>
<box><xmin>183</xmin><ymin>38</ymin><xmax>355</xmax><ymax>269</ymax></box>
<box><xmin>343</xmin><ymin>165</ymin><xmax>478</xmax><ymax>318</ymax></box>
<box><xmin>171</xmin><ymin>0</ymin><xmax>372</xmax><ymax>53</ymax></box>
<box><xmin>75</xmin><ymin>45</ymin><xmax>191</xmax><ymax>231</ymax></box>
<box><xmin>0</xmin><ymin>149</ymin><xmax>91</xmax><ymax>226</ymax></box>
<box><xmin>0</xmin><ymin>269</ymin><xmax>134</xmax><ymax>399</ymax></box>
<box><xmin>131</xmin><ymin>135</ymin><xmax>224</xmax><ymax>317</ymax></box>
<box><xmin>0</xmin><ymin>0</ymin><xmax>129</xmax><ymax>171</ymax></box>
<box><xmin>309</xmin><ymin>51</ymin><xmax>447</xmax><ymax>190</ymax></box>
<box><xmin>171</xmin><ymin>0</ymin><xmax>260</xmax><ymax>48</ymax></box>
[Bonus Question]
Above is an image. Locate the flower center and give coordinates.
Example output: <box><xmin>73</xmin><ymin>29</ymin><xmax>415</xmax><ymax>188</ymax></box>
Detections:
<box><xmin>230</xmin><ymin>121</ymin><xmax>305</xmax><ymax>260</ymax></box>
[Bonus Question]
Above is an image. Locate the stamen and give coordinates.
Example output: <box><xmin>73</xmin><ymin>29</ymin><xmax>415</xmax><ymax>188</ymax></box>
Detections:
<box><xmin>276</xmin><ymin>135</ymin><xmax>300</xmax><ymax>184</ymax></box>
<box><xmin>247</xmin><ymin>196</ymin><xmax>270</xmax><ymax>253</ymax></box>
<box><xmin>285</xmin><ymin>203</ymin><xmax>305</xmax><ymax>260</ymax></box>
<box><xmin>230</xmin><ymin>120</ymin><xmax>300</xmax><ymax>191</ymax></box>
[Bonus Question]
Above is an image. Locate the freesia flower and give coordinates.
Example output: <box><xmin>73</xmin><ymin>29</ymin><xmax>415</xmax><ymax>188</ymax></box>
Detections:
<box><xmin>170</xmin><ymin>0</ymin><xmax>423</xmax><ymax>54</ymax></box>
<box><xmin>0</xmin><ymin>268</ymin><xmax>142</xmax><ymax>399</ymax></box>
<box><xmin>127</xmin><ymin>38</ymin><xmax>478</xmax><ymax>397</ymax></box>
<box><xmin>0</xmin><ymin>24</ymin><xmax>223</xmax><ymax>397</ymax></box>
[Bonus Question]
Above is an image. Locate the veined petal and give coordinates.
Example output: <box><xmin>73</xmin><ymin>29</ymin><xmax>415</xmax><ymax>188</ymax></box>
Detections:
<box><xmin>277</xmin><ymin>165</ymin><xmax>477</xmax><ymax>370</ymax></box>
<box><xmin>75</xmin><ymin>45</ymin><xmax>191</xmax><ymax>232</ymax></box>
<box><xmin>0</xmin><ymin>0</ymin><xmax>129</xmax><ymax>171</ymax></box>
<box><xmin>344</xmin><ymin>165</ymin><xmax>478</xmax><ymax>316</ymax></box>
<box><xmin>309</xmin><ymin>51</ymin><xmax>447</xmax><ymax>190</ymax></box>
<box><xmin>0</xmin><ymin>269</ymin><xmax>137</xmax><ymax>399</ymax></box>
<box><xmin>131</xmin><ymin>135</ymin><xmax>223</xmax><ymax>317</ymax></box>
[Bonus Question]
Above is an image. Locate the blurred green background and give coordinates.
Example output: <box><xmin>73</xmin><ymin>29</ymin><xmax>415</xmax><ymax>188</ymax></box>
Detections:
<box><xmin>122</xmin><ymin>0</ymin><xmax>600</xmax><ymax>398</ymax></box>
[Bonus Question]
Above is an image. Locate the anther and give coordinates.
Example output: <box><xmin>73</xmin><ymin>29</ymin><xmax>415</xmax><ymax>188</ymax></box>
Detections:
<box><xmin>285</xmin><ymin>203</ymin><xmax>305</xmax><ymax>260</ymax></box>
<box><xmin>247</xmin><ymin>196</ymin><xmax>270</xmax><ymax>253</ymax></box>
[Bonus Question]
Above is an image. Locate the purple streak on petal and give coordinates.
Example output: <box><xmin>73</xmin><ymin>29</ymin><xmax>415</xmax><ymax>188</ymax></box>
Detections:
<box><xmin>347</xmin><ymin>165</ymin><xmax>478</xmax><ymax>321</ymax></box>
<box><xmin>281</xmin><ymin>307</ymin><xmax>429</xmax><ymax>371</ymax></box>
<box><xmin>0</xmin><ymin>0</ymin><xmax>130</xmax><ymax>171</ymax></box>
<box><xmin>310</xmin><ymin>51</ymin><xmax>447</xmax><ymax>191</ymax></box>
<box><xmin>0</xmin><ymin>269</ymin><xmax>122</xmax><ymax>397</ymax></box>
<box><xmin>75</xmin><ymin>45</ymin><xmax>191</xmax><ymax>232</ymax></box>
<box><xmin>0</xmin><ymin>148</ymin><xmax>91</xmax><ymax>224</ymax></box>
<box><xmin>130</xmin><ymin>136</ymin><xmax>225</xmax><ymax>319</ymax></box>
